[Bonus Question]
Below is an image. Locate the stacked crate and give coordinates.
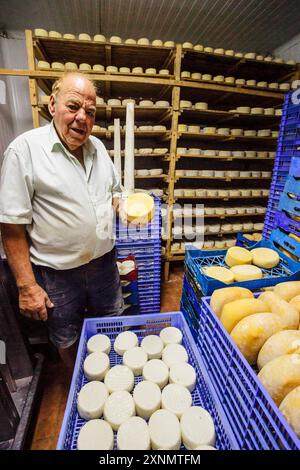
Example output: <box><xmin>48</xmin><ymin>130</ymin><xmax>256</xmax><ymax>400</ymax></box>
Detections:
<box><xmin>115</xmin><ymin>195</ymin><xmax>161</xmax><ymax>313</ymax></box>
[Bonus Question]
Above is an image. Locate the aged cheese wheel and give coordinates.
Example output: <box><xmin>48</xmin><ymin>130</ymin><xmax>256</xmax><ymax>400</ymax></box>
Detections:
<box><xmin>87</xmin><ymin>333</ymin><xmax>111</xmax><ymax>355</ymax></box>
<box><xmin>258</xmin><ymin>354</ymin><xmax>300</xmax><ymax>405</ymax></box>
<box><xmin>104</xmin><ymin>365</ymin><xmax>134</xmax><ymax>393</ymax></box>
<box><xmin>210</xmin><ymin>286</ymin><xmax>253</xmax><ymax>317</ymax></box>
<box><xmin>230</xmin><ymin>265</ymin><xmax>263</xmax><ymax>282</ymax></box>
<box><xmin>257</xmin><ymin>330</ymin><xmax>300</xmax><ymax>370</ymax></box>
<box><xmin>274</xmin><ymin>281</ymin><xmax>300</xmax><ymax>301</ymax></box>
<box><xmin>180</xmin><ymin>406</ymin><xmax>216</xmax><ymax>450</ymax></box>
<box><xmin>220</xmin><ymin>298</ymin><xmax>271</xmax><ymax>333</ymax></box>
<box><xmin>78</xmin><ymin>33</ymin><xmax>91</xmax><ymax>41</ymax></box>
<box><xmin>110</xmin><ymin>35</ymin><xmax>122</xmax><ymax>43</ymax></box>
<box><xmin>49</xmin><ymin>31</ymin><xmax>62</xmax><ymax>38</ymax></box>
<box><xmin>161</xmin><ymin>383</ymin><xmax>192</xmax><ymax>418</ymax></box>
<box><xmin>83</xmin><ymin>351</ymin><xmax>110</xmax><ymax>381</ymax></box>
<box><xmin>123</xmin><ymin>347</ymin><xmax>148</xmax><ymax>375</ymax></box>
<box><xmin>279</xmin><ymin>386</ymin><xmax>300</xmax><ymax>438</ymax></box>
<box><xmin>152</xmin><ymin>39</ymin><xmax>163</xmax><ymax>46</ymax></box>
<box><xmin>65</xmin><ymin>62</ymin><xmax>78</xmax><ymax>70</ymax></box>
<box><xmin>103</xmin><ymin>390</ymin><xmax>135</xmax><ymax>431</ymax></box>
<box><xmin>77</xmin><ymin>419</ymin><xmax>114</xmax><ymax>450</ymax></box>
<box><xmin>63</xmin><ymin>33</ymin><xmax>76</xmax><ymax>39</ymax></box>
<box><xmin>94</xmin><ymin>34</ymin><xmax>106</xmax><ymax>42</ymax></box>
<box><xmin>77</xmin><ymin>381</ymin><xmax>109</xmax><ymax>420</ymax></box>
<box><xmin>148</xmin><ymin>409</ymin><xmax>181</xmax><ymax>450</ymax></box>
<box><xmin>250</xmin><ymin>248</ymin><xmax>280</xmax><ymax>269</ymax></box>
<box><xmin>133</xmin><ymin>380</ymin><xmax>161</xmax><ymax>419</ymax></box>
<box><xmin>169</xmin><ymin>362</ymin><xmax>196</xmax><ymax>392</ymax></box>
<box><xmin>141</xmin><ymin>335</ymin><xmax>164</xmax><ymax>359</ymax></box>
<box><xmin>231</xmin><ymin>313</ymin><xmax>283</xmax><ymax>364</ymax></box>
<box><xmin>225</xmin><ymin>246</ymin><xmax>253</xmax><ymax>267</ymax></box>
<box><xmin>162</xmin><ymin>343</ymin><xmax>188</xmax><ymax>368</ymax></box>
<box><xmin>123</xmin><ymin>193</ymin><xmax>154</xmax><ymax>224</ymax></box>
<box><xmin>117</xmin><ymin>416</ymin><xmax>151</xmax><ymax>450</ymax></box>
<box><xmin>259</xmin><ymin>292</ymin><xmax>299</xmax><ymax>330</ymax></box>
<box><xmin>204</xmin><ymin>266</ymin><xmax>234</xmax><ymax>284</ymax></box>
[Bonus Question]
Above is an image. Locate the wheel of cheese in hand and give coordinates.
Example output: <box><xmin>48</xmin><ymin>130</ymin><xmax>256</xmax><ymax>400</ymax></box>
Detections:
<box><xmin>117</xmin><ymin>416</ymin><xmax>151</xmax><ymax>450</ymax></box>
<box><xmin>274</xmin><ymin>281</ymin><xmax>300</xmax><ymax>302</ymax></box>
<box><xmin>230</xmin><ymin>264</ymin><xmax>263</xmax><ymax>282</ymax></box>
<box><xmin>133</xmin><ymin>380</ymin><xmax>161</xmax><ymax>419</ymax></box>
<box><xmin>123</xmin><ymin>347</ymin><xmax>148</xmax><ymax>375</ymax></box>
<box><xmin>258</xmin><ymin>354</ymin><xmax>300</xmax><ymax>405</ymax></box>
<box><xmin>169</xmin><ymin>362</ymin><xmax>196</xmax><ymax>392</ymax></box>
<box><xmin>210</xmin><ymin>286</ymin><xmax>253</xmax><ymax>317</ymax></box>
<box><xmin>77</xmin><ymin>381</ymin><xmax>109</xmax><ymax>419</ymax></box>
<box><xmin>161</xmin><ymin>383</ymin><xmax>192</xmax><ymax>418</ymax></box>
<box><xmin>83</xmin><ymin>351</ymin><xmax>110</xmax><ymax>381</ymax></box>
<box><xmin>104</xmin><ymin>365</ymin><xmax>134</xmax><ymax>393</ymax></box>
<box><xmin>77</xmin><ymin>419</ymin><xmax>114</xmax><ymax>450</ymax></box>
<box><xmin>162</xmin><ymin>343</ymin><xmax>188</xmax><ymax>368</ymax></box>
<box><xmin>259</xmin><ymin>292</ymin><xmax>299</xmax><ymax>330</ymax></box>
<box><xmin>250</xmin><ymin>248</ymin><xmax>279</xmax><ymax>269</ymax></box>
<box><xmin>87</xmin><ymin>334</ymin><xmax>111</xmax><ymax>355</ymax></box>
<box><xmin>180</xmin><ymin>406</ymin><xmax>216</xmax><ymax>450</ymax></box>
<box><xmin>220</xmin><ymin>298</ymin><xmax>271</xmax><ymax>333</ymax></box>
<box><xmin>204</xmin><ymin>266</ymin><xmax>234</xmax><ymax>284</ymax></box>
<box><xmin>103</xmin><ymin>390</ymin><xmax>136</xmax><ymax>431</ymax></box>
<box><xmin>114</xmin><ymin>331</ymin><xmax>138</xmax><ymax>355</ymax></box>
<box><xmin>225</xmin><ymin>246</ymin><xmax>252</xmax><ymax>267</ymax></box>
<box><xmin>159</xmin><ymin>326</ymin><xmax>183</xmax><ymax>345</ymax></box>
<box><xmin>279</xmin><ymin>386</ymin><xmax>300</xmax><ymax>438</ymax></box>
<box><xmin>141</xmin><ymin>335</ymin><xmax>164</xmax><ymax>359</ymax></box>
<box><xmin>148</xmin><ymin>409</ymin><xmax>181</xmax><ymax>450</ymax></box>
<box><xmin>230</xmin><ymin>313</ymin><xmax>283</xmax><ymax>364</ymax></box>
<box><xmin>142</xmin><ymin>359</ymin><xmax>169</xmax><ymax>389</ymax></box>
<box><xmin>257</xmin><ymin>330</ymin><xmax>300</xmax><ymax>370</ymax></box>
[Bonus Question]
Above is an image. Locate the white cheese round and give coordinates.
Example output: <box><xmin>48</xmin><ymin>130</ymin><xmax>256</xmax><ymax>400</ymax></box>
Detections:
<box><xmin>140</xmin><ymin>335</ymin><xmax>164</xmax><ymax>359</ymax></box>
<box><xmin>77</xmin><ymin>381</ymin><xmax>109</xmax><ymax>420</ymax></box>
<box><xmin>148</xmin><ymin>409</ymin><xmax>181</xmax><ymax>450</ymax></box>
<box><xmin>159</xmin><ymin>327</ymin><xmax>183</xmax><ymax>346</ymax></box>
<box><xmin>103</xmin><ymin>390</ymin><xmax>136</xmax><ymax>431</ymax></box>
<box><xmin>87</xmin><ymin>334</ymin><xmax>111</xmax><ymax>355</ymax></box>
<box><xmin>104</xmin><ymin>365</ymin><xmax>134</xmax><ymax>393</ymax></box>
<box><xmin>114</xmin><ymin>331</ymin><xmax>139</xmax><ymax>356</ymax></box>
<box><xmin>133</xmin><ymin>380</ymin><xmax>162</xmax><ymax>419</ymax></box>
<box><xmin>161</xmin><ymin>383</ymin><xmax>192</xmax><ymax>418</ymax></box>
<box><xmin>83</xmin><ymin>351</ymin><xmax>110</xmax><ymax>381</ymax></box>
<box><xmin>162</xmin><ymin>343</ymin><xmax>188</xmax><ymax>368</ymax></box>
<box><xmin>180</xmin><ymin>406</ymin><xmax>216</xmax><ymax>449</ymax></box>
<box><xmin>142</xmin><ymin>359</ymin><xmax>169</xmax><ymax>389</ymax></box>
<box><xmin>169</xmin><ymin>362</ymin><xmax>197</xmax><ymax>391</ymax></box>
<box><xmin>123</xmin><ymin>347</ymin><xmax>148</xmax><ymax>375</ymax></box>
<box><xmin>77</xmin><ymin>419</ymin><xmax>114</xmax><ymax>450</ymax></box>
<box><xmin>117</xmin><ymin>416</ymin><xmax>151</xmax><ymax>450</ymax></box>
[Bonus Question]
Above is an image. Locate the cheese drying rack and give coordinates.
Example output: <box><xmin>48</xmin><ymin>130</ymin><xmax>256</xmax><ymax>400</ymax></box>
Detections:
<box><xmin>0</xmin><ymin>30</ymin><xmax>299</xmax><ymax>279</ymax></box>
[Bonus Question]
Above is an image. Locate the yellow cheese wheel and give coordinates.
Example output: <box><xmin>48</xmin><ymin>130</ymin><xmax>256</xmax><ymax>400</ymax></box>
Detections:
<box><xmin>279</xmin><ymin>386</ymin><xmax>300</xmax><ymax>438</ymax></box>
<box><xmin>250</xmin><ymin>248</ymin><xmax>279</xmax><ymax>269</ymax></box>
<box><xmin>258</xmin><ymin>354</ymin><xmax>300</xmax><ymax>405</ymax></box>
<box><xmin>290</xmin><ymin>295</ymin><xmax>300</xmax><ymax>316</ymax></box>
<box><xmin>230</xmin><ymin>313</ymin><xmax>283</xmax><ymax>364</ymax></box>
<box><xmin>123</xmin><ymin>193</ymin><xmax>154</xmax><ymax>224</ymax></box>
<box><xmin>259</xmin><ymin>292</ymin><xmax>299</xmax><ymax>330</ymax></box>
<box><xmin>257</xmin><ymin>330</ymin><xmax>300</xmax><ymax>370</ymax></box>
<box><xmin>204</xmin><ymin>266</ymin><xmax>234</xmax><ymax>284</ymax></box>
<box><xmin>220</xmin><ymin>298</ymin><xmax>271</xmax><ymax>333</ymax></box>
<box><xmin>230</xmin><ymin>264</ymin><xmax>263</xmax><ymax>282</ymax></box>
<box><xmin>273</xmin><ymin>281</ymin><xmax>300</xmax><ymax>301</ymax></box>
<box><xmin>210</xmin><ymin>287</ymin><xmax>253</xmax><ymax>318</ymax></box>
<box><xmin>225</xmin><ymin>246</ymin><xmax>253</xmax><ymax>267</ymax></box>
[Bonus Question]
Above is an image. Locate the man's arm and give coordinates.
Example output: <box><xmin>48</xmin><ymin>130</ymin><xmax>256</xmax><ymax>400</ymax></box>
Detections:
<box><xmin>1</xmin><ymin>223</ymin><xmax>53</xmax><ymax>321</ymax></box>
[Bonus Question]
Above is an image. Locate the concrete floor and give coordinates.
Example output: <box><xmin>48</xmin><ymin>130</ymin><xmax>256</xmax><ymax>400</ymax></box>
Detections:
<box><xmin>30</xmin><ymin>266</ymin><xmax>184</xmax><ymax>450</ymax></box>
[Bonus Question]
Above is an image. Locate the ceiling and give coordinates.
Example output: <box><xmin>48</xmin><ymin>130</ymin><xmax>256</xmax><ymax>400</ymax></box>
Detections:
<box><xmin>0</xmin><ymin>0</ymin><xmax>300</xmax><ymax>54</ymax></box>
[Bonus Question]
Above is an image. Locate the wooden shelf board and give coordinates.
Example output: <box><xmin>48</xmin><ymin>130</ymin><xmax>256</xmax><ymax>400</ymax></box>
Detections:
<box><xmin>177</xmin><ymin>131</ymin><xmax>278</xmax><ymax>142</ymax></box>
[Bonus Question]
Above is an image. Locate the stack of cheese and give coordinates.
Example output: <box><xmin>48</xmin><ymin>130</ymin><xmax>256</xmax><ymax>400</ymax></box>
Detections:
<box><xmin>210</xmin><ymin>282</ymin><xmax>300</xmax><ymax>437</ymax></box>
<box><xmin>204</xmin><ymin>246</ymin><xmax>280</xmax><ymax>285</ymax></box>
<box><xmin>76</xmin><ymin>327</ymin><xmax>217</xmax><ymax>450</ymax></box>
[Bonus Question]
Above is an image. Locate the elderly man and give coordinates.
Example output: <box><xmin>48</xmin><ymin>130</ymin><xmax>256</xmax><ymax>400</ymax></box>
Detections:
<box><xmin>0</xmin><ymin>72</ymin><xmax>123</xmax><ymax>364</ymax></box>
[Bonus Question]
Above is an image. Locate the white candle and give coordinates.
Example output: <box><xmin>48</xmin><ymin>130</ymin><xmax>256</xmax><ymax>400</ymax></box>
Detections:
<box><xmin>113</xmin><ymin>118</ymin><xmax>122</xmax><ymax>181</ymax></box>
<box><xmin>124</xmin><ymin>102</ymin><xmax>135</xmax><ymax>194</ymax></box>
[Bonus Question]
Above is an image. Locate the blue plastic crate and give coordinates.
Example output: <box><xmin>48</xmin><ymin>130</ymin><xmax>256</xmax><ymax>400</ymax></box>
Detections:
<box><xmin>278</xmin><ymin>191</ymin><xmax>300</xmax><ymax>217</ymax></box>
<box><xmin>57</xmin><ymin>312</ymin><xmax>238</xmax><ymax>450</ymax></box>
<box><xmin>284</xmin><ymin>175</ymin><xmax>300</xmax><ymax>196</ymax></box>
<box><xmin>270</xmin><ymin>227</ymin><xmax>300</xmax><ymax>258</ymax></box>
<box><xmin>185</xmin><ymin>240</ymin><xmax>300</xmax><ymax>296</ymax></box>
<box><xmin>275</xmin><ymin>211</ymin><xmax>300</xmax><ymax>238</ymax></box>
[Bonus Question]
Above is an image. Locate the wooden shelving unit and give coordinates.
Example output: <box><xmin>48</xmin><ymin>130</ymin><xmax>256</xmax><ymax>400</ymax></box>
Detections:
<box><xmin>1</xmin><ymin>29</ymin><xmax>299</xmax><ymax>280</ymax></box>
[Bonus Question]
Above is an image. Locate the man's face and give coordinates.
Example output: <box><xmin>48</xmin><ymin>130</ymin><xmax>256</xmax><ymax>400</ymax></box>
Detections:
<box><xmin>49</xmin><ymin>75</ymin><xmax>96</xmax><ymax>151</ymax></box>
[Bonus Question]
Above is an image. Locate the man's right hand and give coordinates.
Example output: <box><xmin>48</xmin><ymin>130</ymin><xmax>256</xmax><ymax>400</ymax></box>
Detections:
<box><xmin>18</xmin><ymin>283</ymin><xmax>54</xmax><ymax>321</ymax></box>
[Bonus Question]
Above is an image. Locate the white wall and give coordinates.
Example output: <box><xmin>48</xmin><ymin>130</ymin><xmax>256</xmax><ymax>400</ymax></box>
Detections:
<box><xmin>273</xmin><ymin>31</ymin><xmax>300</xmax><ymax>62</ymax></box>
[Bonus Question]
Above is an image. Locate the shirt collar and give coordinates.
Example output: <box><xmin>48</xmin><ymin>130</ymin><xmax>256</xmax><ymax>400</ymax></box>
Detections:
<box><xmin>49</xmin><ymin>120</ymin><xmax>96</xmax><ymax>157</ymax></box>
